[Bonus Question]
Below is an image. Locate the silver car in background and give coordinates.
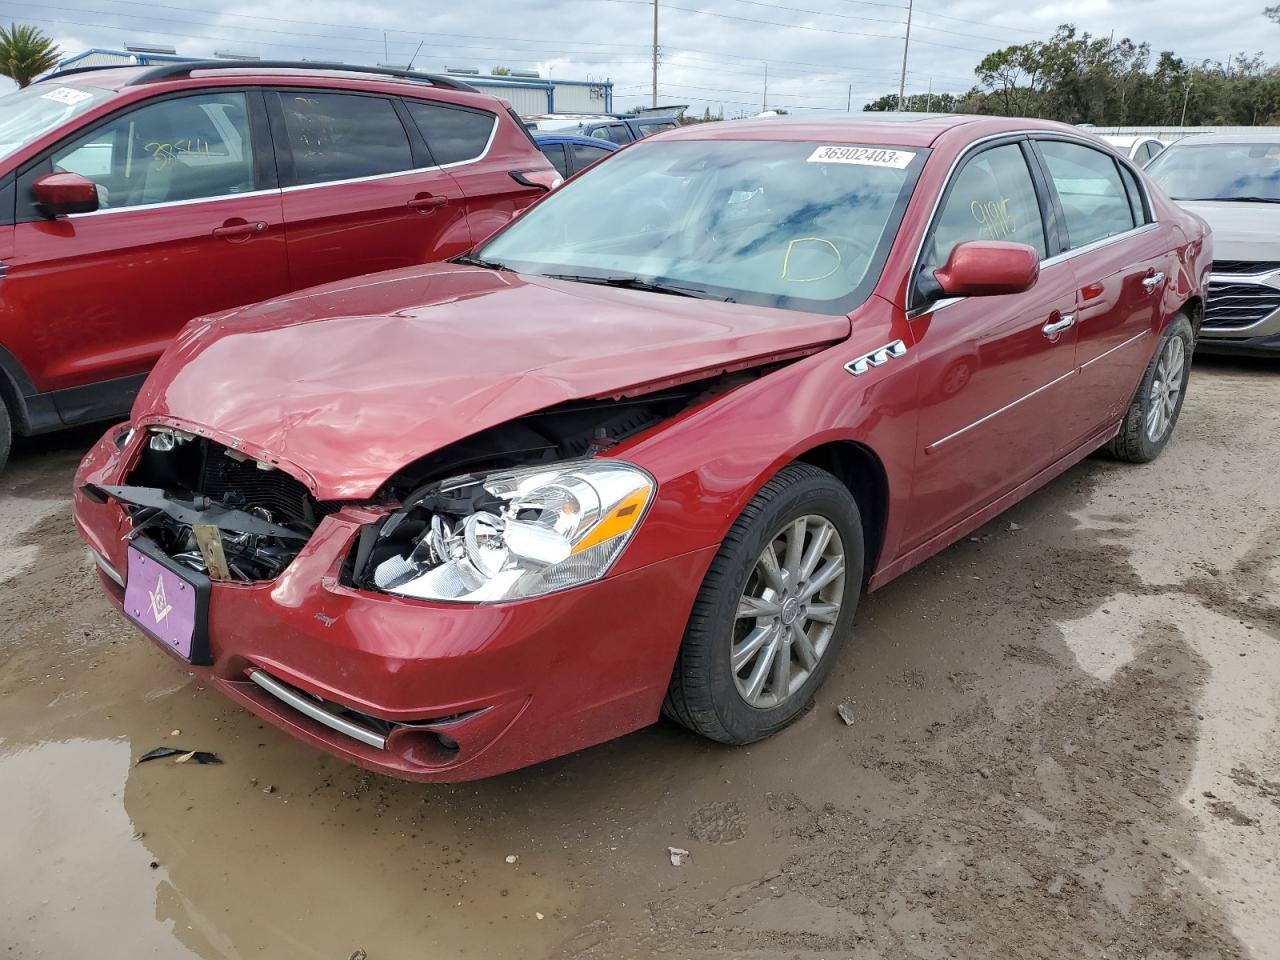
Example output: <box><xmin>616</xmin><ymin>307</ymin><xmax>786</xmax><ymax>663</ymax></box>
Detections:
<box><xmin>1146</xmin><ymin>133</ymin><xmax>1280</xmax><ymax>357</ymax></box>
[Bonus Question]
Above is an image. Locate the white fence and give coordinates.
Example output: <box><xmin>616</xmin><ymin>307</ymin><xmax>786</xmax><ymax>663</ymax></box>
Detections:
<box><xmin>1083</xmin><ymin>125</ymin><xmax>1278</xmax><ymax>142</ymax></box>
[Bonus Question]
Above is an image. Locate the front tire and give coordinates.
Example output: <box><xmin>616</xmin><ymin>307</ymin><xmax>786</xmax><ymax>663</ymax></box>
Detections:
<box><xmin>663</xmin><ymin>464</ymin><xmax>863</xmax><ymax>744</ymax></box>
<box><xmin>1104</xmin><ymin>313</ymin><xmax>1193</xmax><ymax>463</ymax></box>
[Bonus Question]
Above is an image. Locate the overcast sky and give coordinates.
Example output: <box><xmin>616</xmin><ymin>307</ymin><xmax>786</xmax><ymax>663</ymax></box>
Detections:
<box><xmin>22</xmin><ymin>0</ymin><xmax>1280</xmax><ymax>113</ymax></box>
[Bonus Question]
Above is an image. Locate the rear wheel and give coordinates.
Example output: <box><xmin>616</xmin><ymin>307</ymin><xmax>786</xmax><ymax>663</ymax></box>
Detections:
<box><xmin>663</xmin><ymin>463</ymin><xmax>863</xmax><ymax>744</ymax></box>
<box><xmin>0</xmin><ymin>399</ymin><xmax>11</xmax><ymax>476</ymax></box>
<box><xmin>1104</xmin><ymin>313</ymin><xmax>1193</xmax><ymax>463</ymax></box>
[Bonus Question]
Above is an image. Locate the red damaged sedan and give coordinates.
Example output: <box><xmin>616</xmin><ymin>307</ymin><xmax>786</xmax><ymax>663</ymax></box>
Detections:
<box><xmin>73</xmin><ymin>115</ymin><xmax>1210</xmax><ymax>781</ymax></box>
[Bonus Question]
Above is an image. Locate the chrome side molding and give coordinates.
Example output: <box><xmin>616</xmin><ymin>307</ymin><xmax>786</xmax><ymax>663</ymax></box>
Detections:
<box><xmin>845</xmin><ymin>339</ymin><xmax>908</xmax><ymax>376</ymax></box>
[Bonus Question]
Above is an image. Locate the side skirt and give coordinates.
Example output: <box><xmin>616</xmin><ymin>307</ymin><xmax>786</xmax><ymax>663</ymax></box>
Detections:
<box><xmin>866</xmin><ymin>418</ymin><xmax>1122</xmax><ymax>592</ymax></box>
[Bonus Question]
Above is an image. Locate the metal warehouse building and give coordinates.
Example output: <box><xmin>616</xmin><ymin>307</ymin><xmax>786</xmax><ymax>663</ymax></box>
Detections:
<box><xmin>52</xmin><ymin>49</ymin><xmax>613</xmax><ymax>116</ymax></box>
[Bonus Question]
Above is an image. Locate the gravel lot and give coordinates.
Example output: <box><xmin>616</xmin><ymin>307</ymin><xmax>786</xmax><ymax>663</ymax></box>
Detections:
<box><xmin>1</xmin><ymin>356</ymin><xmax>1277</xmax><ymax>960</ymax></box>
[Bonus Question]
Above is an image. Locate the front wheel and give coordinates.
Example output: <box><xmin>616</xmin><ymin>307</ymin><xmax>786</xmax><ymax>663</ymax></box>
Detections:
<box><xmin>662</xmin><ymin>463</ymin><xmax>863</xmax><ymax>744</ymax></box>
<box><xmin>1104</xmin><ymin>313</ymin><xmax>1193</xmax><ymax>463</ymax></box>
<box><xmin>0</xmin><ymin>399</ymin><xmax>11</xmax><ymax>476</ymax></box>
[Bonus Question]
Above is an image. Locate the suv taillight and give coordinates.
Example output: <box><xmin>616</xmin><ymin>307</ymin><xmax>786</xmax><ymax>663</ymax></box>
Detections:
<box><xmin>510</xmin><ymin>169</ymin><xmax>564</xmax><ymax>191</ymax></box>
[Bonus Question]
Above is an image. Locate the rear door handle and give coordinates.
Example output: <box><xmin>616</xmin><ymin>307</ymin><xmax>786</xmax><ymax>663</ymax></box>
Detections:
<box><xmin>212</xmin><ymin>220</ymin><xmax>266</xmax><ymax>239</ymax></box>
<box><xmin>407</xmin><ymin>194</ymin><xmax>449</xmax><ymax>211</ymax></box>
<box><xmin>1141</xmin><ymin>271</ymin><xmax>1166</xmax><ymax>293</ymax></box>
<box><xmin>1042</xmin><ymin>314</ymin><xmax>1075</xmax><ymax>337</ymax></box>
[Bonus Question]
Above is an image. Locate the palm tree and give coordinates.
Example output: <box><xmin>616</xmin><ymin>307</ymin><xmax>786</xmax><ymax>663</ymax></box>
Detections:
<box><xmin>0</xmin><ymin>23</ymin><xmax>60</xmax><ymax>88</ymax></box>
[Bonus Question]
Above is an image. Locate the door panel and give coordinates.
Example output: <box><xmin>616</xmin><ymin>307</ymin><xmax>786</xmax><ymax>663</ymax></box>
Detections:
<box><xmin>8</xmin><ymin>91</ymin><xmax>288</xmax><ymax>393</ymax></box>
<box><xmin>906</xmin><ymin>265</ymin><xmax>1078</xmax><ymax>548</ymax></box>
<box><xmin>270</xmin><ymin>90</ymin><xmax>470</xmax><ymax>290</ymax></box>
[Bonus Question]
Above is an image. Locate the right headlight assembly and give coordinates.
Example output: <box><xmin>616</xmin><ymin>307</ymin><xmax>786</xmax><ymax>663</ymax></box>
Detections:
<box><xmin>365</xmin><ymin>460</ymin><xmax>655</xmax><ymax>603</ymax></box>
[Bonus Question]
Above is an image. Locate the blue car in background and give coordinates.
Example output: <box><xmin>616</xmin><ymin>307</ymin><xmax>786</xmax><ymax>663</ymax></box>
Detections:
<box><xmin>532</xmin><ymin>133</ymin><xmax>619</xmax><ymax>180</ymax></box>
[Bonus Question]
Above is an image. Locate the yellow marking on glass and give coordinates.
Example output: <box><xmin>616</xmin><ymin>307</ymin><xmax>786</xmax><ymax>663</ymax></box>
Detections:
<box><xmin>781</xmin><ymin>237</ymin><xmax>841</xmax><ymax>282</ymax></box>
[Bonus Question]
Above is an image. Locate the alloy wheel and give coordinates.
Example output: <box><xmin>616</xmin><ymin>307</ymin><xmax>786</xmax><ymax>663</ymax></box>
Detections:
<box><xmin>731</xmin><ymin>515</ymin><xmax>846</xmax><ymax>709</ymax></box>
<box><xmin>1146</xmin><ymin>335</ymin><xmax>1186</xmax><ymax>442</ymax></box>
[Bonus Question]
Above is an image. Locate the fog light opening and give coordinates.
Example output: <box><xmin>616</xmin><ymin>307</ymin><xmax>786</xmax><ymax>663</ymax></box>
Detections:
<box><xmin>435</xmin><ymin>732</ymin><xmax>460</xmax><ymax>752</ymax></box>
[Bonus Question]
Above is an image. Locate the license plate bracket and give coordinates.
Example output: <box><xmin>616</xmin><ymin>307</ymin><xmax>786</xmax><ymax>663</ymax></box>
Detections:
<box><xmin>123</xmin><ymin>538</ymin><xmax>212</xmax><ymax>665</ymax></box>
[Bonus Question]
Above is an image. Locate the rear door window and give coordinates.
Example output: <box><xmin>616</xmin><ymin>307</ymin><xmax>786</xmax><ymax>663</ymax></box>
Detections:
<box><xmin>570</xmin><ymin>142</ymin><xmax>612</xmax><ymax>173</ymax></box>
<box><xmin>590</xmin><ymin>123</ymin><xmax>631</xmax><ymax>145</ymax></box>
<box><xmin>403</xmin><ymin>101</ymin><xmax>496</xmax><ymax>165</ymax></box>
<box><xmin>276</xmin><ymin>91</ymin><xmax>412</xmax><ymax>185</ymax></box>
<box><xmin>923</xmin><ymin>141</ymin><xmax>1047</xmax><ymax>275</ymax></box>
<box><xmin>1037</xmin><ymin>140</ymin><xmax>1136</xmax><ymax>249</ymax></box>
<box><xmin>51</xmin><ymin>92</ymin><xmax>255</xmax><ymax>209</ymax></box>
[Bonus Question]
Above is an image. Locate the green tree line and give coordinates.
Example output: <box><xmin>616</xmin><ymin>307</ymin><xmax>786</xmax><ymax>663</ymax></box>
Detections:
<box><xmin>867</xmin><ymin>20</ymin><xmax>1280</xmax><ymax>126</ymax></box>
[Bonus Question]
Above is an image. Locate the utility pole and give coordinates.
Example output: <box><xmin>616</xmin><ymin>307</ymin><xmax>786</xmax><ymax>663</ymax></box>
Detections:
<box><xmin>651</xmin><ymin>0</ymin><xmax>659</xmax><ymax>109</ymax></box>
<box><xmin>383</xmin><ymin>31</ymin><xmax>388</xmax><ymax>65</ymax></box>
<box><xmin>763</xmin><ymin>62</ymin><xmax>768</xmax><ymax>112</ymax></box>
<box><xmin>847</xmin><ymin>83</ymin><xmax>852</xmax><ymax>112</ymax></box>
<box><xmin>896</xmin><ymin>0</ymin><xmax>913</xmax><ymax>111</ymax></box>
<box><xmin>1180</xmin><ymin>77</ymin><xmax>1193</xmax><ymax>126</ymax></box>
<box><xmin>925</xmin><ymin>76</ymin><xmax>932</xmax><ymax>112</ymax></box>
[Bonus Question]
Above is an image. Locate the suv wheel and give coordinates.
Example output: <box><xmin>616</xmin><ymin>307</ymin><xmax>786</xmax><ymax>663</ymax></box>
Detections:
<box><xmin>1104</xmin><ymin>313</ymin><xmax>1193</xmax><ymax>463</ymax></box>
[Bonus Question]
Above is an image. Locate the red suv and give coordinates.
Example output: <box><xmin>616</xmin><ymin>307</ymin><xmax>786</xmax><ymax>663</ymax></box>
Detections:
<box><xmin>0</xmin><ymin>60</ymin><xmax>559</xmax><ymax>471</ymax></box>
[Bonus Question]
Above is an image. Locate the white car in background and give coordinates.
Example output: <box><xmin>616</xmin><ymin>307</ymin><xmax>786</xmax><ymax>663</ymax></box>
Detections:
<box><xmin>1145</xmin><ymin>132</ymin><xmax>1280</xmax><ymax>357</ymax></box>
<box><xmin>1099</xmin><ymin>134</ymin><xmax>1166</xmax><ymax>165</ymax></box>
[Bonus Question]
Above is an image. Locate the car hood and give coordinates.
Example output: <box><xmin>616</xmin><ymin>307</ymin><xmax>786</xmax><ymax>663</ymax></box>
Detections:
<box><xmin>136</xmin><ymin>263</ymin><xmax>851</xmax><ymax>500</ymax></box>
<box><xmin>1177</xmin><ymin>200</ymin><xmax>1280</xmax><ymax>263</ymax></box>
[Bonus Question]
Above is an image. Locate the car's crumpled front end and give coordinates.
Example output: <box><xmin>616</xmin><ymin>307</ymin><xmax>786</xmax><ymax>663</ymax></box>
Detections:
<box><xmin>71</xmin><ymin>262</ymin><xmax>853</xmax><ymax>780</ymax></box>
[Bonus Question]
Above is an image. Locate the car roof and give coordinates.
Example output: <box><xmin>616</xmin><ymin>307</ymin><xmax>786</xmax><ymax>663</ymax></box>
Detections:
<box><xmin>658</xmin><ymin>112</ymin><xmax>1088</xmax><ymax>147</ymax></box>
<box><xmin>1098</xmin><ymin>134</ymin><xmax>1159</xmax><ymax>147</ymax></box>
<box><xmin>533</xmin><ymin>132</ymin><xmax>619</xmax><ymax>148</ymax></box>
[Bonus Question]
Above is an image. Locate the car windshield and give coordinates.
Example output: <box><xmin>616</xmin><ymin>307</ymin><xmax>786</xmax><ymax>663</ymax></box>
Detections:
<box><xmin>0</xmin><ymin>82</ymin><xmax>113</xmax><ymax>163</ymax></box>
<box><xmin>476</xmin><ymin>138</ymin><xmax>927</xmax><ymax>314</ymax></box>
<box><xmin>1145</xmin><ymin>141</ymin><xmax>1280</xmax><ymax>201</ymax></box>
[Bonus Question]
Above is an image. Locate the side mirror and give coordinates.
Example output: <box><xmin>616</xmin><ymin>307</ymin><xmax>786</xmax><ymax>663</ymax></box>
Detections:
<box><xmin>932</xmin><ymin>240</ymin><xmax>1039</xmax><ymax>298</ymax></box>
<box><xmin>33</xmin><ymin>172</ymin><xmax>99</xmax><ymax>217</ymax></box>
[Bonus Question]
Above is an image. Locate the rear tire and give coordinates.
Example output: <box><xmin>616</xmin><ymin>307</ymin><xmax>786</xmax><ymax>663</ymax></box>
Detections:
<box><xmin>662</xmin><ymin>463</ymin><xmax>863</xmax><ymax>745</ymax></box>
<box><xmin>1103</xmin><ymin>313</ymin><xmax>1193</xmax><ymax>464</ymax></box>
<box><xmin>0</xmin><ymin>400</ymin><xmax>11</xmax><ymax>476</ymax></box>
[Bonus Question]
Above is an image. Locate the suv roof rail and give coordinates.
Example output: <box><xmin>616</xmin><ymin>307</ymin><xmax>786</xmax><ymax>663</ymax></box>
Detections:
<box><xmin>123</xmin><ymin>59</ymin><xmax>478</xmax><ymax>91</ymax></box>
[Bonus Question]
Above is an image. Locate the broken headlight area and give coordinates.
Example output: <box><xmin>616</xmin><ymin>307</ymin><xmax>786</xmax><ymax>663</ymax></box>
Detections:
<box><xmin>85</xmin><ymin>429</ymin><xmax>339</xmax><ymax>582</ymax></box>
<box><xmin>354</xmin><ymin>460</ymin><xmax>655</xmax><ymax>603</ymax></box>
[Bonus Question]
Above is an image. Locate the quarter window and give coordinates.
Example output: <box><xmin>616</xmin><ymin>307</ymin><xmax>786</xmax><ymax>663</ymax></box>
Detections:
<box><xmin>51</xmin><ymin>92</ymin><xmax>254</xmax><ymax>209</ymax></box>
<box><xmin>925</xmin><ymin>142</ymin><xmax>1047</xmax><ymax>275</ymax></box>
<box><xmin>1037</xmin><ymin>140</ymin><xmax>1136</xmax><ymax>249</ymax></box>
<box><xmin>277</xmin><ymin>92</ymin><xmax>411</xmax><ymax>185</ymax></box>
<box><xmin>540</xmin><ymin>142</ymin><xmax>570</xmax><ymax>177</ymax></box>
<box><xmin>404</xmin><ymin>101</ymin><xmax>496</xmax><ymax>165</ymax></box>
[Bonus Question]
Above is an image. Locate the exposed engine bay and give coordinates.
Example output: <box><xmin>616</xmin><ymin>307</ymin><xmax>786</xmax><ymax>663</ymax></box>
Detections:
<box><xmin>91</xmin><ymin>367</ymin><xmax>782</xmax><ymax>586</ymax></box>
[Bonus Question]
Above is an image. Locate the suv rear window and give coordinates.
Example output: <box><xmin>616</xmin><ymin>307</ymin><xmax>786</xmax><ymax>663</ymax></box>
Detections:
<box><xmin>404</xmin><ymin>101</ymin><xmax>496</xmax><ymax>166</ymax></box>
<box><xmin>276</xmin><ymin>92</ymin><xmax>412</xmax><ymax>185</ymax></box>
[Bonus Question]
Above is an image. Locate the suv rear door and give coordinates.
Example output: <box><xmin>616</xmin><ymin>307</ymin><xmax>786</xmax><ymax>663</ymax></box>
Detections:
<box><xmin>8</xmin><ymin>89</ymin><xmax>288</xmax><ymax>418</ymax></box>
<box><xmin>401</xmin><ymin>99</ymin><xmax>546</xmax><ymax>245</ymax></box>
<box><xmin>267</xmin><ymin>88</ymin><xmax>470</xmax><ymax>290</ymax></box>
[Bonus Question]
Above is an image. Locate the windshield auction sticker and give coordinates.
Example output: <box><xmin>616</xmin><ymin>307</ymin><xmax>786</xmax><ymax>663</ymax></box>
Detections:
<box><xmin>41</xmin><ymin>87</ymin><xmax>94</xmax><ymax>106</ymax></box>
<box><xmin>807</xmin><ymin>145</ymin><xmax>915</xmax><ymax>168</ymax></box>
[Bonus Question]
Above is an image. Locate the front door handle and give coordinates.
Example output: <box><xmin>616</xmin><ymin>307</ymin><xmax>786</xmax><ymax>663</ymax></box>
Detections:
<box><xmin>212</xmin><ymin>220</ymin><xmax>266</xmax><ymax>240</ymax></box>
<box><xmin>1141</xmin><ymin>271</ymin><xmax>1166</xmax><ymax>293</ymax></box>
<box><xmin>407</xmin><ymin>194</ymin><xmax>449</xmax><ymax>211</ymax></box>
<box><xmin>1042</xmin><ymin>314</ymin><xmax>1075</xmax><ymax>337</ymax></box>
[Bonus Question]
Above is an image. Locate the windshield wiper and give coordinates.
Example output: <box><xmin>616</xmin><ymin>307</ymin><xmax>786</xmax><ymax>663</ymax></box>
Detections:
<box><xmin>541</xmin><ymin>273</ymin><xmax>731</xmax><ymax>301</ymax></box>
<box><xmin>453</xmin><ymin>253</ymin><xmax>511</xmax><ymax>270</ymax></box>
<box><xmin>1179</xmin><ymin>196</ymin><xmax>1280</xmax><ymax>204</ymax></box>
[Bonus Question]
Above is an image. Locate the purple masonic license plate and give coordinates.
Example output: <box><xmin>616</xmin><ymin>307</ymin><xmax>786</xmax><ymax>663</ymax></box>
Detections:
<box><xmin>124</xmin><ymin>545</ymin><xmax>200</xmax><ymax>661</ymax></box>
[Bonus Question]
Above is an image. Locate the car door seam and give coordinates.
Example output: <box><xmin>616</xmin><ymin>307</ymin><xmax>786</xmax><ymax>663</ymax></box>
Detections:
<box><xmin>1078</xmin><ymin>329</ymin><xmax>1150</xmax><ymax>370</ymax></box>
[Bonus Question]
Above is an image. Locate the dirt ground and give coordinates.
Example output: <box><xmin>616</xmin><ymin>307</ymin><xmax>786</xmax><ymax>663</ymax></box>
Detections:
<box><xmin>1</xmin><ymin>356</ymin><xmax>1277</xmax><ymax>960</ymax></box>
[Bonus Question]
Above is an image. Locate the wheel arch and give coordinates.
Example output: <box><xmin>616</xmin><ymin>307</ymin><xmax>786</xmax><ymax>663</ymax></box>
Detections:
<box><xmin>793</xmin><ymin>439</ymin><xmax>889</xmax><ymax>584</ymax></box>
<box><xmin>1179</xmin><ymin>294</ymin><xmax>1204</xmax><ymax>337</ymax></box>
